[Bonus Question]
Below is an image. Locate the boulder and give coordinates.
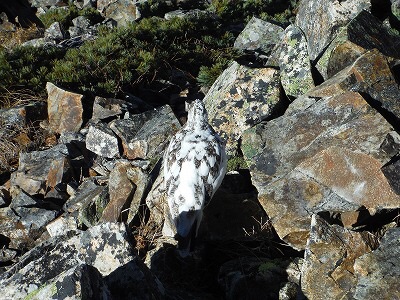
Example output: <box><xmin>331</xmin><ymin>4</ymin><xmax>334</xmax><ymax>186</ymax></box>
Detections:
<box><xmin>112</xmin><ymin>105</ymin><xmax>180</xmax><ymax>160</ymax></box>
<box><xmin>97</xmin><ymin>0</ymin><xmax>140</xmax><ymax>26</ymax></box>
<box><xmin>44</xmin><ymin>21</ymin><xmax>66</xmax><ymax>41</ymax></box>
<box><xmin>86</xmin><ymin>122</ymin><xmax>120</xmax><ymax>158</ymax></box>
<box><xmin>242</xmin><ymin>92</ymin><xmax>399</xmax><ymax>249</ymax></box>
<box><xmin>278</xmin><ymin>24</ymin><xmax>314</xmax><ymax>98</ymax></box>
<box><xmin>233</xmin><ymin>17</ymin><xmax>284</xmax><ymax>55</ymax></box>
<box><xmin>0</xmin><ymin>222</ymin><xmax>137</xmax><ymax>299</ymax></box>
<box><xmin>47</xmin><ymin>82</ymin><xmax>84</xmax><ymax>134</ymax></box>
<box><xmin>46</xmin><ymin>213</ymin><xmax>79</xmax><ymax>237</ymax></box>
<box><xmin>92</xmin><ymin>96</ymin><xmax>138</xmax><ymax>121</ymax></box>
<box><xmin>204</xmin><ymin>61</ymin><xmax>283</xmax><ymax>155</ymax></box>
<box><xmin>309</xmin><ymin>49</ymin><xmax>400</xmax><ymax>122</ymax></box>
<box><xmin>11</xmin><ymin>144</ymin><xmax>73</xmax><ymax>196</ymax></box>
<box><xmin>301</xmin><ymin>215</ymin><xmax>378</xmax><ymax>299</ymax></box>
<box><xmin>316</xmin><ymin>10</ymin><xmax>400</xmax><ymax>79</ymax></box>
<box><xmin>295</xmin><ymin>0</ymin><xmax>370</xmax><ymax>61</ymax></box>
<box><xmin>353</xmin><ymin>228</ymin><xmax>400</xmax><ymax>299</ymax></box>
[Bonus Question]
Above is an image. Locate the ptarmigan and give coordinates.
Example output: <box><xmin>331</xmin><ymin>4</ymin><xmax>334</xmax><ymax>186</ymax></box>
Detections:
<box><xmin>164</xmin><ymin>99</ymin><xmax>227</xmax><ymax>256</ymax></box>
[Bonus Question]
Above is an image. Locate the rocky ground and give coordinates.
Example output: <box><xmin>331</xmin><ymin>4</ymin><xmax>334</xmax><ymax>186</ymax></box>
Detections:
<box><xmin>0</xmin><ymin>0</ymin><xmax>399</xmax><ymax>299</ymax></box>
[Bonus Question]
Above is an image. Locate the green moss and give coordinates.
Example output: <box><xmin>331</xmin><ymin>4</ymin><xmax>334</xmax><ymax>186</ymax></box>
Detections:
<box><xmin>227</xmin><ymin>155</ymin><xmax>248</xmax><ymax>171</ymax></box>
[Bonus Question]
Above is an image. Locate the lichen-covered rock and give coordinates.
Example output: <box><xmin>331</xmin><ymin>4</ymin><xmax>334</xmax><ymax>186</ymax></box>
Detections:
<box><xmin>0</xmin><ymin>222</ymin><xmax>133</xmax><ymax>299</ymax></box>
<box><xmin>309</xmin><ymin>49</ymin><xmax>400</xmax><ymax>121</ymax></box>
<box><xmin>47</xmin><ymin>82</ymin><xmax>84</xmax><ymax>134</ymax></box>
<box><xmin>119</xmin><ymin>105</ymin><xmax>180</xmax><ymax>160</ymax></box>
<box><xmin>295</xmin><ymin>0</ymin><xmax>370</xmax><ymax>61</ymax></box>
<box><xmin>204</xmin><ymin>61</ymin><xmax>282</xmax><ymax>154</ymax></box>
<box><xmin>233</xmin><ymin>17</ymin><xmax>284</xmax><ymax>55</ymax></box>
<box><xmin>242</xmin><ymin>92</ymin><xmax>399</xmax><ymax>249</ymax></box>
<box><xmin>278</xmin><ymin>24</ymin><xmax>314</xmax><ymax>98</ymax></box>
<box><xmin>0</xmin><ymin>101</ymin><xmax>47</xmax><ymax>128</ymax></box>
<box><xmin>353</xmin><ymin>228</ymin><xmax>400</xmax><ymax>299</ymax></box>
<box><xmin>97</xmin><ymin>0</ymin><xmax>140</xmax><ymax>26</ymax></box>
<box><xmin>301</xmin><ymin>215</ymin><xmax>378</xmax><ymax>299</ymax></box>
<box><xmin>86</xmin><ymin>122</ymin><xmax>120</xmax><ymax>158</ymax></box>
<box><xmin>11</xmin><ymin>144</ymin><xmax>73</xmax><ymax>196</ymax></box>
<box><xmin>44</xmin><ymin>21</ymin><xmax>66</xmax><ymax>42</ymax></box>
<box><xmin>23</xmin><ymin>264</ymin><xmax>111</xmax><ymax>300</ymax></box>
<box><xmin>92</xmin><ymin>96</ymin><xmax>138</xmax><ymax>121</ymax></box>
<box><xmin>316</xmin><ymin>10</ymin><xmax>400</xmax><ymax>79</ymax></box>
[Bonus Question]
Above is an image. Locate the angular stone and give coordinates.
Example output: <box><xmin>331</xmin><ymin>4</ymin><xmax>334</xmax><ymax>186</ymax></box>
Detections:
<box><xmin>204</xmin><ymin>61</ymin><xmax>282</xmax><ymax>154</ymax></box>
<box><xmin>97</xmin><ymin>0</ymin><xmax>140</xmax><ymax>26</ymax></box>
<box><xmin>316</xmin><ymin>10</ymin><xmax>400</xmax><ymax>79</ymax></box>
<box><xmin>278</xmin><ymin>25</ymin><xmax>314</xmax><ymax>98</ymax></box>
<box><xmin>86</xmin><ymin>123</ymin><xmax>120</xmax><ymax>158</ymax></box>
<box><xmin>46</xmin><ymin>214</ymin><xmax>79</xmax><ymax>237</ymax></box>
<box><xmin>126</xmin><ymin>166</ymin><xmax>151</xmax><ymax>225</ymax></box>
<box><xmin>0</xmin><ymin>223</ymin><xmax>133</xmax><ymax>299</ymax></box>
<box><xmin>381</xmin><ymin>159</ymin><xmax>400</xmax><ymax>195</ymax></box>
<box><xmin>0</xmin><ymin>101</ymin><xmax>47</xmax><ymax>128</ymax></box>
<box><xmin>63</xmin><ymin>177</ymin><xmax>107</xmax><ymax>213</ymax></box>
<box><xmin>353</xmin><ymin>228</ymin><xmax>400</xmax><ymax>299</ymax></box>
<box><xmin>23</xmin><ymin>264</ymin><xmax>111</xmax><ymax>300</ymax></box>
<box><xmin>302</xmin><ymin>215</ymin><xmax>378</xmax><ymax>299</ymax></box>
<box><xmin>242</xmin><ymin>92</ymin><xmax>398</xmax><ymax>249</ymax></box>
<box><xmin>233</xmin><ymin>17</ymin><xmax>284</xmax><ymax>55</ymax></box>
<box><xmin>100</xmin><ymin>161</ymin><xmax>135</xmax><ymax>223</ymax></box>
<box><xmin>122</xmin><ymin>105</ymin><xmax>180</xmax><ymax>160</ymax></box>
<box><xmin>79</xmin><ymin>184</ymin><xmax>109</xmax><ymax>228</ymax></box>
<box><xmin>309</xmin><ymin>49</ymin><xmax>400</xmax><ymax>121</ymax></box>
<box><xmin>295</xmin><ymin>0</ymin><xmax>370</xmax><ymax>61</ymax></box>
<box><xmin>44</xmin><ymin>21</ymin><xmax>65</xmax><ymax>41</ymax></box>
<box><xmin>47</xmin><ymin>82</ymin><xmax>84</xmax><ymax>134</ymax></box>
<box><xmin>393</xmin><ymin>0</ymin><xmax>400</xmax><ymax>21</ymax></box>
<box><xmin>11</xmin><ymin>144</ymin><xmax>73</xmax><ymax>196</ymax></box>
<box><xmin>92</xmin><ymin>96</ymin><xmax>138</xmax><ymax>121</ymax></box>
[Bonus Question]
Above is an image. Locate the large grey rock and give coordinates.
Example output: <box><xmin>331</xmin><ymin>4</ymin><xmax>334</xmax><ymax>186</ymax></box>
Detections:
<box><xmin>301</xmin><ymin>215</ymin><xmax>378</xmax><ymax>299</ymax></box>
<box><xmin>11</xmin><ymin>144</ymin><xmax>73</xmax><ymax>196</ymax></box>
<box><xmin>278</xmin><ymin>24</ymin><xmax>314</xmax><ymax>98</ymax></box>
<box><xmin>44</xmin><ymin>21</ymin><xmax>66</xmax><ymax>41</ymax></box>
<box><xmin>242</xmin><ymin>92</ymin><xmax>400</xmax><ymax>249</ymax></box>
<box><xmin>47</xmin><ymin>82</ymin><xmax>84</xmax><ymax>134</ymax></box>
<box><xmin>316</xmin><ymin>10</ymin><xmax>400</xmax><ymax>79</ymax></box>
<box><xmin>295</xmin><ymin>0</ymin><xmax>370</xmax><ymax>61</ymax></box>
<box><xmin>92</xmin><ymin>96</ymin><xmax>139</xmax><ymax>121</ymax></box>
<box><xmin>112</xmin><ymin>105</ymin><xmax>180</xmax><ymax>160</ymax></box>
<box><xmin>0</xmin><ymin>223</ymin><xmax>133</xmax><ymax>299</ymax></box>
<box><xmin>97</xmin><ymin>0</ymin><xmax>140</xmax><ymax>26</ymax></box>
<box><xmin>308</xmin><ymin>49</ymin><xmax>400</xmax><ymax>121</ymax></box>
<box><xmin>86</xmin><ymin>122</ymin><xmax>120</xmax><ymax>158</ymax></box>
<box><xmin>233</xmin><ymin>17</ymin><xmax>284</xmax><ymax>55</ymax></box>
<box><xmin>204</xmin><ymin>61</ymin><xmax>282</xmax><ymax>155</ymax></box>
<box><xmin>354</xmin><ymin>228</ymin><xmax>400</xmax><ymax>299</ymax></box>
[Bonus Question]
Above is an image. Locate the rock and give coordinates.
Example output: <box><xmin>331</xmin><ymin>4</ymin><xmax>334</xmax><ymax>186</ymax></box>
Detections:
<box><xmin>63</xmin><ymin>177</ymin><xmax>105</xmax><ymax>213</ymax></box>
<box><xmin>126</xmin><ymin>165</ymin><xmax>151</xmax><ymax>225</ymax></box>
<box><xmin>44</xmin><ymin>21</ymin><xmax>66</xmax><ymax>41</ymax></box>
<box><xmin>0</xmin><ymin>101</ymin><xmax>47</xmax><ymax>128</ymax></box>
<box><xmin>86</xmin><ymin>122</ymin><xmax>120</xmax><ymax>158</ymax></box>
<box><xmin>0</xmin><ymin>248</ymin><xmax>17</xmax><ymax>265</ymax></box>
<box><xmin>233</xmin><ymin>17</ymin><xmax>284</xmax><ymax>55</ymax></box>
<box><xmin>68</xmin><ymin>15</ymin><xmax>93</xmax><ymax>38</ymax></box>
<box><xmin>295</xmin><ymin>0</ymin><xmax>370</xmax><ymax>61</ymax></box>
<box><xmin>30</xmin><ymin>0</ymin><xmax>65</xmax><ymax>7</ymax></box>
<box><xmin>100</xmin><ymin>161</ymin><xmax>135</xmax><ymax>223</ymax></box>
<box><xmin>23</xmin><ymin>264</ymin><xmax>111</xmax><ymax>300</ymax></box>
<box><xmin>46</xmin><ymin>213</ymin><xmax>79</xmax><ymax>237</ymax></box>
<box><xmin>353</xmin><ymin>227</ymin><xmax>400</xmax><ymax>299</ymax></box>
<box><xmin>114</xmin><ymin>105</ymin><xmax>180</xmax><ymax>160</ymax></box>
<box><xmin>78</xmin><ymin>183</ymin><xmax>109</xmax><ymax>228</ymax></box>
<box><xmin>301</xmin><ymin>215</ymin><xmax>378</xmax><ymax>299</ymax></box>
<box><xmin>47</xmin><ymin>82</ymin><xmax>84</xmax><ymax>134</ymax></box>
<box><xmin>204</xmin><ymin>61</ymin><xmax>282</xmax><ymax>154</ymax></box>
<box><xmin>381</xmin><ymin>158</ymin><xmax>400</xmax><ymax>195</ymax></box>
<box><xmin>92</xmin><ymin>96</ymin><xmax>138</xmax><ymax>121</ymax></box>
<box><xmin>316</xmin><ymin>10</ymin><xmax>400</xmax><ymax>79</ymax></box>
<box><xmin>11</xmin><ymin>144</ymin><xmax>73</xmax><ymax>196</ymax></box>
<box><xmin>242</xmin><ymin>92</ymin><xmax>399</xmax><ymax>249</ymax></box>
<box><xmin>309</xmin><ymin>49</ymin><xmax>400</xmax><ymax>121</ymax></box>
<box><xmin>0</xmin><ymin>0</ymin><xmax>44</xmax><ymax>28</ymax></box>
<box><xmin>0</xmin><ymin>222</ymin><xmax>134</xmax><ymax>299</ymax></box>
<box><xmin>164</xmin><ymin>9</ymin><xmax>214</xmax><ymax>20</ymax></box>
<box><xmin>73</xmin><ymin>0</ymin><xmax>96</xmax><ymax>9</ymax></box>
<box><xmin>218</xmin><ymin>257</ymin><xmax>303</xmax><ymax>300</ymax></box>
<box><xmin>278</xmin><ymin>24</ymin><xmax>314</xmax><ymax>98</ymax></box>
<box><xmin>97</xmin><ymin>0</ymin><xmax>140</xmax><ymax>26</ymax></box>
<box><xmin>279</xmin><ymin>282</ymin><xmax>300</xmax><ymax>300</ymax></box>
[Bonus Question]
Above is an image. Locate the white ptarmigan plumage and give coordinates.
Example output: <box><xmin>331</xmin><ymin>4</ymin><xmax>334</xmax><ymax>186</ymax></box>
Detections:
<box><xmin>164</xmin><ymin>99</ymin><xmax>227</xmax><ymax>256</ymax></box>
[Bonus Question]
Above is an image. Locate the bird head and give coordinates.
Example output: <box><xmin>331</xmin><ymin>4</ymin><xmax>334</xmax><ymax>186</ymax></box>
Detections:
<box><xmin>186</xmin><ymin>99</ymin><xmax>209</xmax><ymax>127</ymax></box>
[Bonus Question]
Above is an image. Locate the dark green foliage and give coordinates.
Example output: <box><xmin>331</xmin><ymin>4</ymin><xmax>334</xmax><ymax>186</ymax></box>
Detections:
<box><xmin>0</xmin><ymin>46</ymin><xmax>65</xmax><ymax>94</ymax></box>
<box><xmin>210</xmin><ymin>0</ymin><xmax>299</xmax><ymax>25</ymax></box>
<box><xmin>49</xmin><ymin>15</ymin><xmax>238</xmax><ymax>96</ymax></box>
<box><xmin>197</xmin><ymin>61</ymin><xmax>230</xmax><ymax>88</ymax></box>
